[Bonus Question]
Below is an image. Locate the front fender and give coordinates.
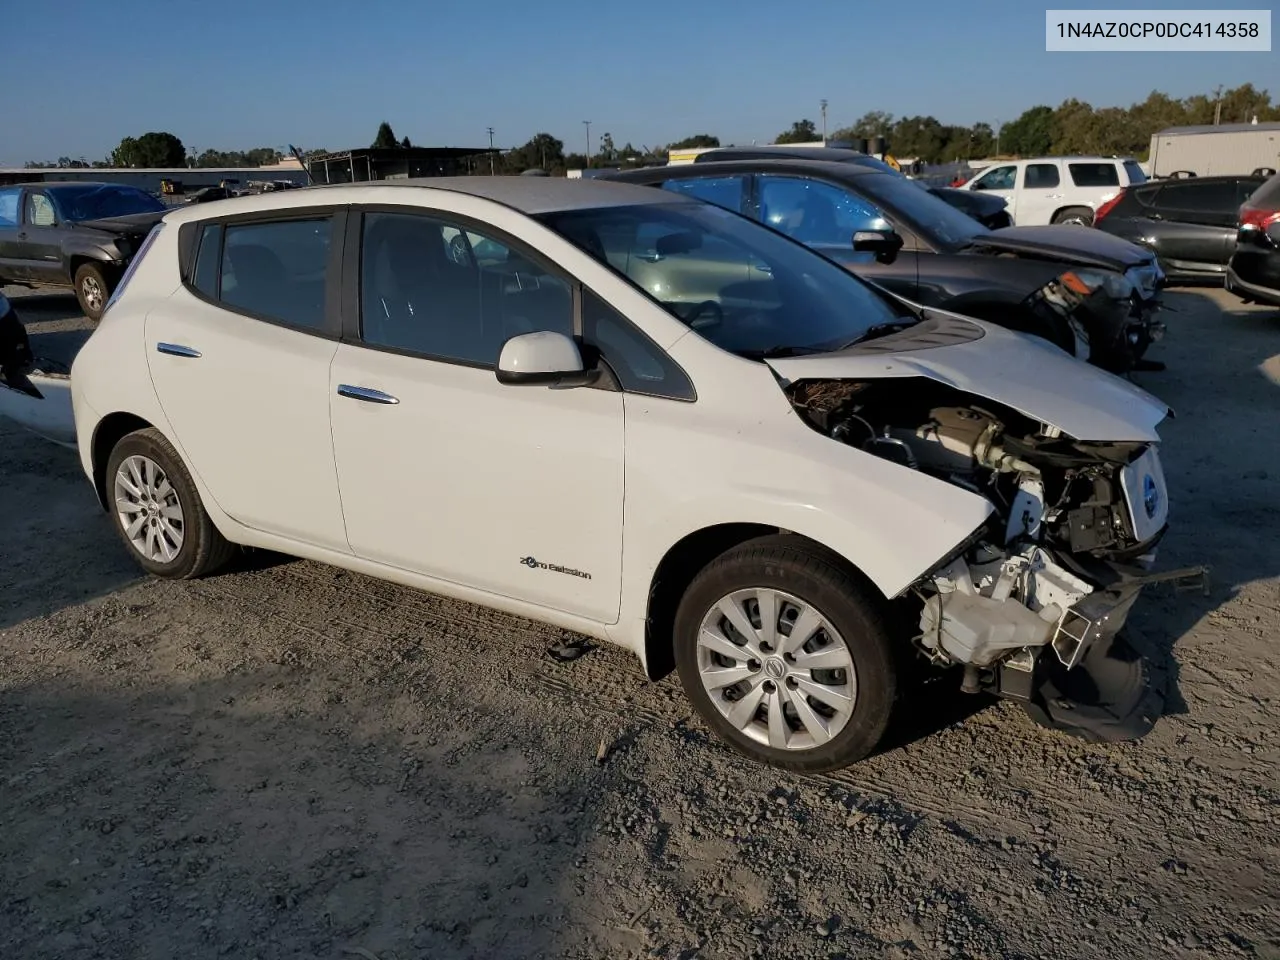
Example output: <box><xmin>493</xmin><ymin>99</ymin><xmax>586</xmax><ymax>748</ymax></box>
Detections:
<box><xmin>615</xmin><ymin>388</ymin><xmax>996</xmax><ymax>648</ymax></box>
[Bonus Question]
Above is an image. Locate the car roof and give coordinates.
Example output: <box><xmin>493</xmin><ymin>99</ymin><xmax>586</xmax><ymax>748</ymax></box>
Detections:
<box><xmin>24</xmin><ymin>181</ymin><xmax>139</xmax><ymax>190</ymax></box>
<box><xmin>608</xmin><ymin>158</ymin><xmax>884</xmax><ymax>181</ymax></box>
<box><xmin>161</xmin><ymin>175</ymin><xmax>693</xmax><ymax>224</ymax></box>
<box><xmin>698</xmin><ymin>146</ymin><xmax>878</xmax><ymax>164</ymax></box>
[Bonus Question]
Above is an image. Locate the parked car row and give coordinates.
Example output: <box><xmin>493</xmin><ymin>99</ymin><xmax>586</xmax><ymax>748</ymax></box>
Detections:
<box><xmin>602</xmin><ymin>151</ymin><xmax>1167</xmax><ymax>373</ymax></box>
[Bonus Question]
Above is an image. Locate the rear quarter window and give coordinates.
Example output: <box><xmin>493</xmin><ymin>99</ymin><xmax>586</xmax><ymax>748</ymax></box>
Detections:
<box><xmin>1068</xmin><ymin>163</ymin><xmax>1121</xmax><ymax>188</ymax></box>
<box><xmin>1123</xmin><ymin>160</ymin><xmax>1147</xmax><ymax>184</ymax></box>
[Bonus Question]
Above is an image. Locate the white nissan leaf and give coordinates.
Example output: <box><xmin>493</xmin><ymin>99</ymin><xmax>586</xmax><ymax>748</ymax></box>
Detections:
<box><xmin>69</xmin><ymin>177</ymin><xmax>1185</xmax><ymax>772</ymax></box>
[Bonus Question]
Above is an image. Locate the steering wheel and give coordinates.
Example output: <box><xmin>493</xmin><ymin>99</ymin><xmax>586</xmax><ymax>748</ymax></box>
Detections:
<box><xmin>448</xmin><ymin>233</ymin><xmax>473</xmax><ymax>266</ymax></box>
<box><xmin>679</xmin><ymin>300</ymin><xmax>723</xmax><ymax>330</ymax></box>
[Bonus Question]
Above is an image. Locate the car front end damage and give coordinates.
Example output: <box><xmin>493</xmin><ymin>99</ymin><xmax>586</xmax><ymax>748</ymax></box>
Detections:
<box><xmin>1024</xmin><ymin>259</ymin><xmax>1165</xmax><ymax>373</ymax></box>
<box><xmin>785</xmin><ymin>374</ymin><xmax>1205</xmax><ymax>742</ymax></box>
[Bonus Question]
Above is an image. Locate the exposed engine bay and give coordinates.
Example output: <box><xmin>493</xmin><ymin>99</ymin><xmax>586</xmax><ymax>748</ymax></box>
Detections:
<box><xmin>787</xmin><ymin>376</ymin><xmax>1203</xmax><ymax>737</ymax></box>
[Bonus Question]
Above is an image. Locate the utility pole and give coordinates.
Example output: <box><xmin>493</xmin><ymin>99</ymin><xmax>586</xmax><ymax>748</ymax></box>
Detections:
<box><xmin>583</xmin><ymin>120</ymin><xmax>592</xmax><ymax>167</ymax></box>
<box><xmin>820</xmin><ymin>99</ymin><xmax>828</xmax><ymax>144</ymax></box>
<box><xmin>486</xmin><ymin>127</ymin><xmax>495</xmax><ymax>175</ymax></box>
<box><xmin>994</xmin><ymin>119</ymin><xmax>1000</xmax><ymax>157</ymax></box>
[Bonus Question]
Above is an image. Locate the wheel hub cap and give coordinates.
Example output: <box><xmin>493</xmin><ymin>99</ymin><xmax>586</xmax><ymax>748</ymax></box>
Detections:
<box><xmin>113</xmin><ymin>454</ymin><xmax>185</xmax><ymax>563</ymax></box>
<box><xmin>695</xmin><ymin>587</ymin><xmax>858</xmax><ymax>752</ymax></box>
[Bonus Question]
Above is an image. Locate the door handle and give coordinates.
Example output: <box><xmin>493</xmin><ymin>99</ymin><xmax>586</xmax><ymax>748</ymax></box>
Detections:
<box><xmin>337</xmin><ymin>384</ymin><xmax>399</xmax><ymax>404</ymax></box>
<box><xmin>156</xmin><ymin>342</ymin><xmax>202</xmax><ymax>358</ymax></box>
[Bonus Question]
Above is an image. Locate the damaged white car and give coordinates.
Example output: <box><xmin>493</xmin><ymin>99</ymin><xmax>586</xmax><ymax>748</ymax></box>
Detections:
<box><xmin>67</xmin><ymin>178</ymin><xmax>1199</xmax><ymax>773</ymax></box>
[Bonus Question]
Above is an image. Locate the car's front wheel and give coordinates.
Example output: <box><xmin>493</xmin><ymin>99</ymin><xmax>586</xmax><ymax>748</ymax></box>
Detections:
<box><xmin>105</xmin><ymin>427</ymin><xmax>235</xmax><ymax>579</ymax></box>
<box><xmin>73</xmin><ymin>262</ymin><xmax>112</xmax><ymax>321</ymax></box>
<box><xmin>673</xmin><ymin>535</ymin><xmax>898</xmax><ymax>773</ymax></box>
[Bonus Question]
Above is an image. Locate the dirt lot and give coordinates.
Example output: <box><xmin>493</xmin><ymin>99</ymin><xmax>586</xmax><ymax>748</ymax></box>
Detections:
<box><xmin>2</xmin><ymin>285</ymin><xmax>1278</xmax><ymax>960</ymax></box>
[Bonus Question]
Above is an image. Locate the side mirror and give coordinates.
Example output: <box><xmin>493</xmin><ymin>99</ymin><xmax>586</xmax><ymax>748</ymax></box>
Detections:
<box><xmin>495</xmin><ymin>330</ymin><xmax>599</xmax><ymax>389</ymax></box>
<box><xmin>852</xmin><ymin>230</ymin><xmax>904</xmax><ymax>264</ymax></box>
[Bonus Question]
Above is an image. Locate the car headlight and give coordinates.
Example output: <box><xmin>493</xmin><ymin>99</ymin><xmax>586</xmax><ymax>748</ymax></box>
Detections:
<box><xmin>1059</xmin><ymin>268</ymin><xmax>1134</xmax><ymax>302</ymax></box>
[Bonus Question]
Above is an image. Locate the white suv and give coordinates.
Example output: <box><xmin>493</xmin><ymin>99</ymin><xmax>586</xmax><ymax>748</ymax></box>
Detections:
<box><xmin>69</xmin><ymin>177</ymin><xmax>1176</xmax><ymax>772</ymax></box>
<box><xmin>961</xmin><ymin>157</ymin><xmax>1148</xmax><ymax>227</ymax></box>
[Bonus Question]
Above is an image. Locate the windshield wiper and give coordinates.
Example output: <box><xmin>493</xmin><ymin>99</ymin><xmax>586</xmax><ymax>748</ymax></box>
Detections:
<box><xmin>837</xmin><ymin>319</ymin><xmax>920</xmax><ymax>349</ymax></box>
<box><xmin>736</xmin><ymin>344</ymin><xmax>822</xmax><ymax>360</ymax></box>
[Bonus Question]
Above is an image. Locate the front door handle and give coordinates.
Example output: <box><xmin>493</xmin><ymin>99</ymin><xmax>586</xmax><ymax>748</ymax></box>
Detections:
<box><xmin>337</xmin><ymin>384</ymin><xmax>399</xmax><ymax>404</ymax></box>
<box><xmin>156</xmin><ymin>342</ymin><xmax>201</xmax><ymax>358</ymax></box>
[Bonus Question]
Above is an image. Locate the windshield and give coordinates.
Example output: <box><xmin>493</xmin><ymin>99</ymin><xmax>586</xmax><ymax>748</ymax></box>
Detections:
<box><xmin>536</xmin><ymin>201</ymin><xmax>914</xmax><ymax>358</ymax></box>
<box><xmin>856</xmin><ymin>173</ymin><xmax>989</xmax><ymax>248</ymax></box>
<box><xmin>50</xmin><ymin>184</ymin><xmax>167</xmax><ymax>222</ymax></box>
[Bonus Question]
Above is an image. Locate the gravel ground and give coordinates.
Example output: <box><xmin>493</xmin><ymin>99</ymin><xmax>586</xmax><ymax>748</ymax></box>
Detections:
<box><xmin>2</xmin><ymin>285</ymin><xmax>1279</xmax><ymax>960</ymax></box>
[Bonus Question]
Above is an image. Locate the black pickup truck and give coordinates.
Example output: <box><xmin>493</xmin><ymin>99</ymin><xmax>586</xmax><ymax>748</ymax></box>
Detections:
<box><xmin>0</xmin><ymin>181</ymin><xmax>170</xmax><ymax>320</ymax></box>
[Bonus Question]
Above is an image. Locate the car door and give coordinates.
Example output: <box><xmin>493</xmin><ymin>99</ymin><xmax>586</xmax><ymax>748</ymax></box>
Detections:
<box><xmin>1014</xmin><ymin>162</ymin><xmax>1065</xmax><ymax>227</ymax></box>
<box><xmin>750</xmin><ymin>174</ymin><xmax>919</xmax><ymax>299</ymax></box>
<box><xmin>145</xmin><ymin>208</ymin><xmax>351</xmax><ymax>553</ymax></box>
<box><xmin>328</xmin><ymin>207</ymin><xmax>625</xmax><ymax>623</ymax></box>
<box><xmin>18</xmin><ymin>189</ymin><xmax>66</xmax><ymax>284</ymax></box>
<box><xmin>1146</xmin><ymin>180</ymin><xmax>1240</xmax><ymax>266</ymax></box>
<box><xmin>966</xmin><ymin>164</ymin><xmax>1018</xmax><ymax>221</ymax></box>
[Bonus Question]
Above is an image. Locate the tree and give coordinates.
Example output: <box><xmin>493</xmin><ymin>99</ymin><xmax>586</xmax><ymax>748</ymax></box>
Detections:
<box><xmin>598</xmin><ymin>132</ymin><xmax>617</xmax><ymax>162</ymax></box>
<box><xmin>110</xmin><ymin>132</ymin><xmax>187</xmax><ymax>168</ymax></box>
<box><xmin>401</xmin><ymin>135</ymin><xmax>412</xmax><ymax>149</ymax></box>
<box><xmin>775</xmin><ymin>119</ymin><xmax>819</xmax><ymax>144</ymax></box>
<box><xmin>504</xmin><ymin>132</ymin><xmax>566</xmax><ymax>173</ymax></box>
<box><xmin>833</xmin><ymin>111</ymin><xmax>894</xmax><ymax>141</ymax></box>
<box><xmin>372</xmin><ymin>121</ymin><xmax>399</xmax><ymax>149</ymax></box>
<box><xmin>669</xmin><ymin>134</ymin><xmax>720</xmax><ymax>149</ymax></box>
<box><xmin>999</xmin><ymin>106</ymin><xmax>1053</xmax><ymax>156</ymax></box>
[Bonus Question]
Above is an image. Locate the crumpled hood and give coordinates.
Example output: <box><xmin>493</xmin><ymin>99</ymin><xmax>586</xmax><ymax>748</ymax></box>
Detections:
<box><xmin>968</xmin><ymin>224</ymin><xmax>1153</xmax><ymax>270</ymax></box>
<box><xmin>765</xmin><ymin>311</ymin><xmax>1171</xmax><ymax>443</ymax></box>
<box><xmin>71</xmin><ymin>210</ymin><xmax>168</xmax><ymax>236</ymax></box>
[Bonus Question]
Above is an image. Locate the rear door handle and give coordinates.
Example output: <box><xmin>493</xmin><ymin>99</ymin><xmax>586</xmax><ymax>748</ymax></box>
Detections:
<box><xmin>337</xmin><ymin>384</ymin><xmax>399</xmax><ymax>404</ymax></box>
<box><xmin>156</xmin><ymin>342</ymin><xmax>201</xmax><ymax>358</ymax></box>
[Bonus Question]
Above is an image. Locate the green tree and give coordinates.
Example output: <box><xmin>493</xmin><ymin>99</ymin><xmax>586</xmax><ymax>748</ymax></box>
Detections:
<box><xmin>401</xmin><ymin>135</ymin><xmax>412</xmax><ymax>149</ymax></box>
<box><xmin>833</xmin><ymin>111</ymin><xmax>894</xmax><ymax>141</ymax></box>
<box><xmin>999</xmin><ymin>105</ymin><xmax>1054</xmax><ymax>156</ymax></box>
<box><xmin>504</xmin><ymin>132</ymin><xmax>566</xmax><ymax>173</ymax></box>
<box><xmin>372</xmin><ymin>121</ymin><xmax>399</xmax><ymax>149</ymax></box>
<box><xmin>110</xmin><ymin>132</ymin><xmax>187</xmax><ymax>167</ymax></box>
<box><xmin>598</xmin><ymin>132</ymin><xmax>617</xmax><ymax>162</ymax></box>
<box><xmin>669</xmin><ymin>134</ymin><xmax>720</xmax><ymax>149</ymax></box>
<box><xmin>775</xmin><ymin>119</ymin><xmax>819</xmax><ymax>144</ymax></box>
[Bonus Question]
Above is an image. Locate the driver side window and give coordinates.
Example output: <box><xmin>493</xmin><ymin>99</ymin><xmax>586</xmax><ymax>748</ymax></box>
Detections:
<box><xmin>25</xmin><ymin>193</ymin><xmax>56</xmax><ymax>226</ymax></box>
<box><xmin>755</xmin><ymin>176</ymin><xmax>890</xmax><ymax>247</ymax></box>
<box><xmin>971</xmin><ymin>165</ymin><xmax>1016</xmax><ymax>191</ymax></box>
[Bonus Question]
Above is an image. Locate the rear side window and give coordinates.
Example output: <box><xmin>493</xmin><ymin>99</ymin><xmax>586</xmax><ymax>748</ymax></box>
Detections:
<box><xmin>192</xmin><ymin>223</ymin><xmax>223</xmax><ymax>298</ymax></box>
<box><xmin>1123</xmin><ymin>160</ymin><xmax>1147</xmax><ymax>184</ymax></box>
<box><xmin>1069</xmin><ymin>163</ymin><xmax>1121</xmax><ymax>188</ymax></box>
<box><xmin>660</xmin><ymin>176</ymin><xmax>745</xmax><ymax>213</ymax></box>
<box><xmin>219</xmin><ymin>218</ymin><xmax>332</xmax><ymax>330</ymax></box>
<box><xmin>0</xmin><ymin>187</ymin><xmax>19</xmax><ymax>226</ymax></box>
<box><xmin>1155</xmin><ymin>180</ymin><xmax>1237</xmax><ymax>213</ymax></box>
<box><xmin>1024</xmin><ymin>163</ymin><xmax>1060</xmax><ymax>188</ymax></box>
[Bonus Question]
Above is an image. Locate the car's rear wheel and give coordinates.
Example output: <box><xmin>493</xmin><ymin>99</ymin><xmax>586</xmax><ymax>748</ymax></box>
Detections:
<box><xmin>1052</xmin><ymin>206</ymin><xmax>1095</xmax><ymax>227</ymax></box>
<box><xmin>74</xmin><ymin>263</ymin><xmax>111</xmax><ymax>321</ymax></box>
<box><xmin>105</xmin><ymin>428</ymin><xmax>235</xmax><ymax>579</ymax></box>
<box><xmin>673</xmin><ymin>535</ymin><xmax>897</xmax><ymax>773</ymax></box>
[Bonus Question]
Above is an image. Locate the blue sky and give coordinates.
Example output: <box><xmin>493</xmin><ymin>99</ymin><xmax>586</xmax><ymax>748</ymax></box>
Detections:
<box><xmin>3</xmin><ymin>0</ymin><xmax>1275</xmax><ymax>166</ymax></box>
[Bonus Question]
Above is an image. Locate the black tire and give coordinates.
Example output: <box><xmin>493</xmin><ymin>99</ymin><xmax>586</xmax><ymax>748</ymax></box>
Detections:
<box><xmin>73</xmin><ymin>262</ymin><xmax>112</xmax><ymax>322</ymax></box>
<box><xmin>673</xmin><ymin>534</ymin><xmax>898</xmax><ymax>774</ymax></box>
<box><xmin>1052</xmin><ymin>206</ymin><xmax>1095</xmax><ymax>227</ymax></box>
<box><xmin>104</xmin><ymin>427</ymin><xmax>236</xmax><ymax>579</ymax></box>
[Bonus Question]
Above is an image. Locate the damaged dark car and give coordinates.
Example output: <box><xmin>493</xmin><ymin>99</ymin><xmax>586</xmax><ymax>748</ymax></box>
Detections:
<box><xmin>603</xmin><ymin>157</ymin><xmax>1167</xmax><ymax>374</ymax></box>
<box><xmin>0</xmin><ymin>181</ymin><xmax>169</xmax><ymax>321</ymax></box>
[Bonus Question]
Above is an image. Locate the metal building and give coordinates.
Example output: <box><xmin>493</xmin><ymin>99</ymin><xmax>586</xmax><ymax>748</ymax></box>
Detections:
<box><xmin>306</xmin><ymin>146</ymin><xmax>498</xmax><ymax>184</ymax></box>
<box><xmin>1147</xmin><ymin>122</ymin><xmax>1280</xmax><ymax>178</ymax></box>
